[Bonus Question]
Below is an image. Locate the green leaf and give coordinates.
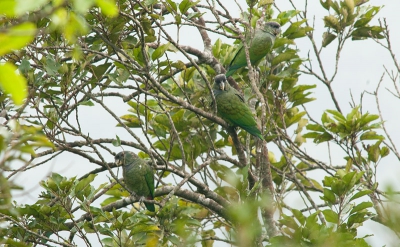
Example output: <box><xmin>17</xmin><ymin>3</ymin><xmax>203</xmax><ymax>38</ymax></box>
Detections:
<box><xmin>354</xmin><ymin>17</ymin><xmax>372</xmax><ymax>28</ymax></box>
<box><xmin>367</xmin><ymin>143</ymin><xmax>380</xmax><ymax>163</ymax></box>
<box><xmin>150</xmin><ymin>13</ymin><xmax>165</xmax><ymax>20</ymax></box>
<box><xmin>92</xmin><ymin>63</ymin><xmax>112</xmax><ymax>80</ymax></box>
<box><xmin>179</xmin><ymin>0</ymin><xmax>191</xmax><ymax>13</ymax></box>
<box><xmin>258</xmin><ymin>0</ymin><xmax>274</xmax><ymax>7</ymax></box>
<box><xmin>349</xmin><ymin>190</ymin><xmax>372</xmax><ymax>202</ymax></box>
<box><xmin>168</xmin><ymin>235</ymin><xmax>180</xmax><ymax>245</ymax></box>
<box><xmin>322</xmin><ymin>32</ymin><xmax>337</xmax><ymax>47</ymax></box>
<box><xmin>287</xmin><ymin>26</ymin><xmax>313</xmax><ymax>39</ymax></box>
<box><xmin>276</xmin><ymin>10</ymin><xmax>299</xmax><ymax>25</ymax></box>
<box><xmin>283</xmin><ymin>19</ymin><xmax>306</xmax><ymax>37</ymax></box>
<box><xmin>315</xmin><ymin>132</ymin><xmax>334</xmax><ymax>143</ymax></box>
<box><xmin>215</xmin><ymin>186</ymin><xmax>239</xmax><ymax>202</ymax></box>
<box><xmin>320</xmin><ymin>0</ymin><xmax>331</xmax><ymax>10</ymax></box>
<box><xmin>112</xmin><ymin>135</ymin><xmax>121</xmax><ymax>147</ymax></box>
<box><xmin>119</xmin><ymin>114</ymin><xmax>143</xmax><ymax>128</ymax></box>
<box><xmin>154</xmin><ymin>114</ymin><xmax>171</xmax><ymax>128</ymax></box>
<box><xmin>354</xmin><ymin>6</ymin><xmax>381</xmax><ymax>28</ymax></box>
<box><xmin>95</xmin><ymin>0</ymin><xmax>118</xmax><ymax>17</ymax></box>
<box><xmin>305</xmin><ymin>211</ymin><xmax>318</xmax><ymax>229</ymax></box>
<box><xmin>18</xmin><ymin>59</ymin><xmax>31</xmax><ymax>73</ymax></box>
<box><xmin>285</xmin><ymin>111</ymin><xmax>306</xmax><ymax>127</ymax></box>
<box><xmin>0</xmin><ymin>22</ymin><xmax>36</xmax><ymax>56</ymax></box>
<box><xmin>44</xmin><ymin>56</ymin><xmax>60</xmax><ymax>75</ymax></box>
<box><xmin>279</xmin><ymin>214</ymin><xmax>299</xmax><ymax>230</ymax></box>
<box><xmin>4</xmin><ymin>238</ymin><xmax>29</xmax><ymax>247</ymax></box>
<box><xmin>273</xmin><ymin>37</ymin><xmax>295</xmax><ymax>48</ymax></box>
<box><xmin>63</xmin><ymin>12</ymin><xmax>89</xmax><ymax>42</ymax></box>
<box><xmin>79</xmin><ymin>100</ymin><xmax>95</xmax><ymax>106</ymax></box>
<box><xmin>306</xmin><ymin>124</ymin><xmax>325</xmax><ymax>132</ymax></box>
<box><xmin>271</xmin><ymin>50</ymin><xmax>298</xmax><ymax>67</ymax></box>
<box><xmin>292</xmin><ymin>97</ymin><xmax>316</xmax><ymax>107</ymax></box>
<box><xmin>166</xmin><ymin>0</ymin><xmax>177</xmax><ymax>12</ymax></box>
<box><xmin>351</xmin><ymin>26</ymin><xmax>385</xmax><ymax>40</ymax></box>
<box><xmin>322</xmin><ymin>209</ymin><xmax>339</xmax><ymax>224</ymax></box>
<box><xmin>171</xmin><ymin>109</ymin><xmax>186</xmax><ymax>131</ymax></box>
<box><xmin>75</xmin><ymin>174</ymin><xmax>97</xmax><ymax>196</ymax></box>
<box><xmin>360</xmin><ymin>131</ymin><xmax>384</xmax><ymax>141</ymax></box>
<box><xmin>380</xmin><ymin>146</ymin><xmax>390</xmax><ymax>157</ymax></box>
<box><xmin>360</xmin><ymin>113</ymin><xmax>379</xmax><ymax>125</ymax></box>
<box><xmin>302</xmin><ymin>132</ymin><xmax>319</xmax><ymax>139</ymax></box>
<box><xmin>321</xmin><ymin>188</ymin><xmax>336</xmax><ymax>204</ymax></box>
<box><xmin>15</xmin><ymin>0</ymin><xmax>50</xmax><ymax>15</ymax></box>
<box><xmin>330</xmin><ymin>1</ymin><xmax>340</xmax><ymax>14</ymax></box>
<box><xmin>342</xmin><ymin>171</ymin><xmax>356</xmax><ymax>188</ymax></box>
<box><xmin>331</xmin><ymin>180</ymin><xmax>347</xmax><ymax>197</ymax></box>
<box><xmin>0</xmin><ymin>62</ymin><xmax>27</xmax><ymax>105</ymax></box>
<box><xmin>0</xmin><ymin>0</ymin><xmax>16</xmax><ymax>17</ymax></box>
<box><xmin>326</xmin><ymin>109</ymin><xmax>347</xmax><ymax>122</ymax></box>
<box><xmin>152</xmin><ymin>43</ymin><xmax>171</xmax><ymax>61</ymax></box>
<box><xmin>347</xmin><ymin>211</ymin><xmax>370</xmax><ymax>227</ymax></box>
<box><xmin>73</xmin><ymin>0</ymin><xmax>95</xmax><ymax>13</ymax></box>
<box><xmin>323</xmin><ymin>15</ymin><xmax>339</xmax><ymax>30</ymax></box>
<box><xmin>292</xmin><ymin>209</ymin><xmax>306</xmax><ymax>225</ymax></box>
<box><xmin>187</xmin><ymin>12</ymin><xmax>203</xmax><ymax>20</ymax></box>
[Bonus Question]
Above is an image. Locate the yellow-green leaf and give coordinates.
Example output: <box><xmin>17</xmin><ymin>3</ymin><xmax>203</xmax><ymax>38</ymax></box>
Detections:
<box><xmin>96</xmin><ymin>0</ymin><xmax>118</xmax><ymax>17</ymax></box>
<box><xmin>0</xmin><ymin>0</ymin><xmax>16</xmax><ymax>17</ymax></box>
<box><xmin>15</xmin><ymin>0</ymin><xmax>50</xmax><ymax>15</ymax></box>
<box><xmin>0</xmin><ymin>63</ymin><xmax>27</xmax><ymax>105</ymax></box>
<box><xmin>64</xmin><ymin>12</ymin><xmax>89</xmax><ymax>43</ymax></box>
<box><xmin>322</xmin><ymin>32</ymin><xmax>337</xmax><ymax>47</ymax></box>
<box><xmin>322</xmin><ymin>209</ymin><xmax>338</xmax><ymax>224</ymax></box>
<box><xmin>258</xmin><ymin>0</ymin><xmax>274</xmax><ymax>7</ymax></box>
<box><xmin>73</xmin><ymin>0</ymin><xmax>95</xmax><ymax>13</ymax></box>
<box><xmin>152</xmin><ymin>43</ymin><xmax>170</xmax><ymax>61</ymax></box>
<box><xmin>0</xmin><ymin>22</ymin><xmax>36</xmax><ymax>56</ymax></box>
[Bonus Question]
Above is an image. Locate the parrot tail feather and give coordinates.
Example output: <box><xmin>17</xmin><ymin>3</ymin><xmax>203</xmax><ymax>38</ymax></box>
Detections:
<box><xmin>144</xmin><ymin>196</ymin><xmax>155</xmax><ymax>212</ymax></box>
<box><xmin>242</xmin><ymin>126</ymin><xmax>264</xmax><ymax>140</ymax></box>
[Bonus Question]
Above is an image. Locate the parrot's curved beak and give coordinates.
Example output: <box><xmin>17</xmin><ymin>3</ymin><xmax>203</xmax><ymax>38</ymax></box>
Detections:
<box><xmin>273</xmin><ymin>28</ymin><xmax>281</xmax><ymax>36</ymax></box>
<box><xmin>115</xmin><ymin>159</ymin><xmax>122</xmax><ymax>166</ymax></box>
<box><xmin>219</xmin><ymin>81</ymin><xmax>225</xmax><ymax>91</ymax></box>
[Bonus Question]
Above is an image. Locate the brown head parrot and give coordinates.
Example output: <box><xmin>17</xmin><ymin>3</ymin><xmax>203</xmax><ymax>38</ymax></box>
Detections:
<box><xmin>115</xmin><ymin>151</ymin><xmax>155</xmax><ymax>212</ymax></box>
<box><xmin>213</xmin><ymin>74</ymin><xmax>264</xmax><ymax>140</ymax></box>
<box><xmin>226</xmin><ymin>21</ymin><xmax>281</xmax><ymax>77</ymax></box>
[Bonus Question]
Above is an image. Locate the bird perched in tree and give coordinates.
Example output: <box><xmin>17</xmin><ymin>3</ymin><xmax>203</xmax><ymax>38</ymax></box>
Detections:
<box><xmin>225</xmin><ymin>21</ymin><xmax>281</xmax><ymax>77</ymax></box>
<box><xmin>115</xmin><ymin>151</ymin><xmax>155</xmax><ymax>212</ymax></box>
<box><xmin>213</xmin><ymin>74</ymin><xmax>264</xmax><ymax>140</ymax></box>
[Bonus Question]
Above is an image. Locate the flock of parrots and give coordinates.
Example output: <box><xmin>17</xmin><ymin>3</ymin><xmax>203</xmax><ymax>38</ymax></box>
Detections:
<box><xmin>114</xmin><ymin>21</ymin><xmax>281</xmax><ymax>212</ymax></box>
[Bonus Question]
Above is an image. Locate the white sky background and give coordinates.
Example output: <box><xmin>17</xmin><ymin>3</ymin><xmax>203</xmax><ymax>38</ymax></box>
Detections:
<box><xmin>8</xmin><ymin>0</ymin><xmax>400</xmax><ymax>246</ymax></box>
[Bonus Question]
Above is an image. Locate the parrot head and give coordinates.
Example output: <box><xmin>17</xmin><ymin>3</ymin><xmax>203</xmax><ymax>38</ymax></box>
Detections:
<box><xmin>214</xmin><ymin>74</ymin><xmax>228</xmax><ymax>91</ymax></box>
<box><xmin>115</xmin><ymin>151</ymin><xmax>138</xmax><ymax>167</ymax></box>
<box><xmin>263</xmin><ymin>21</ymin><xmax>281</xmax><ymax>36</ymax></box>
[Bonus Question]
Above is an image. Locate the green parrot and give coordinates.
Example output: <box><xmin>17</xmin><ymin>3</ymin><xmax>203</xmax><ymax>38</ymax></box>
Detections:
<box><xmin>115</xmin><ymin>151</ymin><xmax>155</xmax><ymax>212</ymax></box>
<box><xmin>226</xmin><ymin>21</ymin><xmax>281</xmax><ymax>77</ymax></box>
<box><xmin>213</xmin><ymin>74</ymin><xmax>264</xmax><ymax>140</ymax></box>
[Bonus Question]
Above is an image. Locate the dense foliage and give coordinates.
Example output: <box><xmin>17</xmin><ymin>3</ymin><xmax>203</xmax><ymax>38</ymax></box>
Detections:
<box><xmin>0</xmin><ymin>0</ymin><xmax>399</xmax><ymax>246</ymax></box>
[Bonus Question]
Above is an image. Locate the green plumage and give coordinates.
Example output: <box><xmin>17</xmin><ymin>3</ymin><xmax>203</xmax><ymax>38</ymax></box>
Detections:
<box><xmin>115</xmin><ymin>151</ymin><xmax>155</xmax><ymax>212</ymax></box>
<box><xmin>213</xmin><ymin>74</ymin><xmax>264</xmax><ymax>140</ymax></box>
<box><xmin>226</xmin><ymin>21</ymin><xmax>281</xmax><ymax>77</ymax></box>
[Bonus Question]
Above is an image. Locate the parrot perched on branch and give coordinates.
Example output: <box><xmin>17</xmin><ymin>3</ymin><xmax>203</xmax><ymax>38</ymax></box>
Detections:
<box><xmin>213</xmin><ymin>74</ymin><xmax>264</xmax><ymax>140</ymax></box>
<box><xmin>226</xmin><ymin>21</ymin><xmax>281</xmax><ymax>77</ymax></box>
<box><xmin>115</xmin><ymin>151</ymin><xmax>155</xmax><ymax>212</ymax></box>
